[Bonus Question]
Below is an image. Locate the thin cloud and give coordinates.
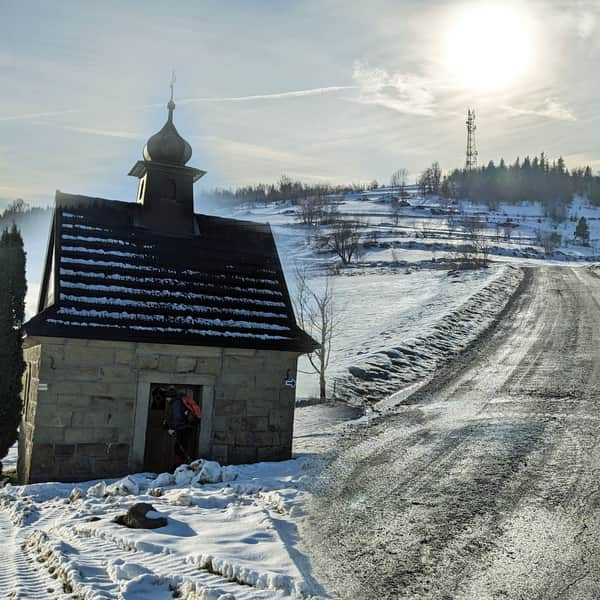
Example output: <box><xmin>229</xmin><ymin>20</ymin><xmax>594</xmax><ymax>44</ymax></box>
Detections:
<box><xmin>351</xmin><ymin>61</ymin><xmax>436</xmax><ymax>117</ymax></box>
<box><xmin>178</xmin><ymin>86</ymin><xmax>356</xmax><ymax>104</ymax></box>
<box><xmin>0</xmin><ymin>108</ymin><xmax>87</xmax><ymax>122</ymax></box>
<box><xmin>52</xmin><ymin>125</ymin><xmax>143</xmax><ymax>140</ymax></box>
<box><xmin>0</xmin><ymin>86</ymin><xmax>355</xmax><ymax>123</ymax></box>
<box><xmin>504</xmin><ymin>98</ymin><xmax>576</xmax><ymax>121</ymax></box>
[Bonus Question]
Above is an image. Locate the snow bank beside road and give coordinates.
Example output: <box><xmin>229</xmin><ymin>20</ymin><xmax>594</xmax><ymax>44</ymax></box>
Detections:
<box><xmin>338</xmin><ymin>266</ymin><xmax>524</xmax><ymax>404</ymax></box>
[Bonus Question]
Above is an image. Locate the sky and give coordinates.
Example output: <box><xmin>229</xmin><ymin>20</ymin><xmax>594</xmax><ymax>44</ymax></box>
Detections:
<box><xmin>1</xmin><ymin>0</ymin><xmax>600</xmax><ymax>208</ymax></box>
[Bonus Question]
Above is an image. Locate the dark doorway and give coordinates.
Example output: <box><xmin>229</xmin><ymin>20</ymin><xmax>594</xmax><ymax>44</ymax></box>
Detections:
<box><xmin>143</xmin><ymin>384</ymin><xmax>202</xmax><ymax>473</ymax></box>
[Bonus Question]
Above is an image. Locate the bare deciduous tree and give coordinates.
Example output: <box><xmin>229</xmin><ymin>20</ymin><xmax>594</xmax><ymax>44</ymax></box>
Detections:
<box><xmin>459</xmin><ymin>214</ymin><xmax>490</xmax><ymax>266</ymax></box>
<box><xmin>322</xmin><ymin>219</ymin><xmax>362</xmax><ymax>265</ymax></box>
<box><xmin>390</xmin><ymin>198</ymin><xmax>402</xmax><ymax>226</ymax></box>
<box><xmin>294</xmin><ymin>268</ymin><xmax>342</xmax><ymax>400</ymax></box>
<box><xmin>390</xmin><ymin>168</ymin><xmax>409</xmax><ymax>196</ymax></box>
<box><xmin>296</xmin><ymin>195</ymin><xmax>324</xmax><ymax>226</ymax></box>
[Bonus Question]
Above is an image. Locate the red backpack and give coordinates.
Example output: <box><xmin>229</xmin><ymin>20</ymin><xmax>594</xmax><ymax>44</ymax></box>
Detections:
<box><xmin>181</xmin><ymin>396</ymin><xmax>202</xmax><ymax>423</ymax></box>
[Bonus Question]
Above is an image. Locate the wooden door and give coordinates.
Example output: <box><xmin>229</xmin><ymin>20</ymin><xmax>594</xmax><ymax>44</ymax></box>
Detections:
<box><xmin>143</xmin><ymin>384</ymin><xmax>202</xmax><ymax>473</ymax></box>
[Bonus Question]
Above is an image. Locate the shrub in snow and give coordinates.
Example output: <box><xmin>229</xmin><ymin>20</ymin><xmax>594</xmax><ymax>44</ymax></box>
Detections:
<box><xmin>68</xmin><ymin>487</ymin><xmax>84</xmax><ymax>503</ymax></box>
<box><xmin>152</xmin><ymin>472</ymin><xmax>175</xmax><ymax>488</ymax></box>
<box><xmin>87</xmin><ymin>481</ymin><xmax>107</xmax><ymax>498</ymax></box>
<box><xmin>169</xmin><ymin>491</ymin><xmax>195</xmax><ymax>506</ymax></box>
<box><xmin>174</xmin><ymin>464</ymin><xmax>194</xmax><ymax>486</ymax></box>
<box><xmin>108</xmin><ymin>476</ymin><xmax>140</xmax><ymax>496</ymax></box>
<box><xmin>192</xmin><ymin>460</ymin><xmax>222</xmax><ymax>485</ymax></box>
<box><xmin>221</xmin><ymin>465</ymin><xmax>238</xmax><ymax>482</ymax></box>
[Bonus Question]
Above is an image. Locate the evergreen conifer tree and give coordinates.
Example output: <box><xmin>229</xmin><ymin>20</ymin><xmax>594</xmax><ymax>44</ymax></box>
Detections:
<box><xmin>575</xmin><ymin>216</ymin><xmax>590</xmax><ymax>246</ymax></box>
<box><xmin>0</xmin><ymin>224</ymin><xmax>26</xmax><ymax>469</ymax></box>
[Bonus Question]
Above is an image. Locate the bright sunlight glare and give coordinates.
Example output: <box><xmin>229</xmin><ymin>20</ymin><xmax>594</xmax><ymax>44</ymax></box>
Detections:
<box><xmin>444</xmin><ymin>3</ymin><xmax>535</xmax><ymax>94</ymax></box>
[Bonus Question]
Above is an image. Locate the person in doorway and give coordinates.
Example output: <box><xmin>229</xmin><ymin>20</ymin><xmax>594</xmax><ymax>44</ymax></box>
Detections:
<box><xmin>163</xmin><ymin>386</ymin><xmax>191</xmax><ymax>468</ymax></box>
<box><xmin>163</xmin><ymin>386</ymin><xmax>202</xmax><ymax>469</ymax></box>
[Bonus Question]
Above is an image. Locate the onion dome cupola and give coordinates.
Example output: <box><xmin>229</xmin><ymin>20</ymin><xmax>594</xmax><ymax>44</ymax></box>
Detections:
<box><xmin>128</xmin><ymin>74</ymin><xmax>206</xmax><ymax>237</ymax></box>
<box><xmin>143</xmin><ymin>97</ymin><xmax>193</xmax><ymax>165</ymax></box>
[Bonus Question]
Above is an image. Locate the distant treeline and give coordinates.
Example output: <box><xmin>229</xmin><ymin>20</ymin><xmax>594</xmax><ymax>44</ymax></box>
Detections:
<box><xmin>0</xmin><ymin>199</ymin><xmax>52</xmax><ymax>231</ymax></box>
<box><xmin>203</xmin><ymin>175</ymin><xmax>376</xmax><ymax>209</ymax></box>
<box><xmin>443</xmin><ymin>154</ymin><xmax>600</xmax><ymax>221</ymax></box>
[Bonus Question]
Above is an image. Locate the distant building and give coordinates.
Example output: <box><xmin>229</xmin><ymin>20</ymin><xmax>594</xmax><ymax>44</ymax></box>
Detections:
<box><xmin>18</xmin><ymin>93</ymin><xmax>316</xmax><ymax>483</ymax></box>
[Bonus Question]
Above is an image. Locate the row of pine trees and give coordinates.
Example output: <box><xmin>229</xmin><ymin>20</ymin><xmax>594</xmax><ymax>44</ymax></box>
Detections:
<box><xmin>443</xmin><ymin>154</ymin><xmax>600</xmax><ymax>220</ymax></box>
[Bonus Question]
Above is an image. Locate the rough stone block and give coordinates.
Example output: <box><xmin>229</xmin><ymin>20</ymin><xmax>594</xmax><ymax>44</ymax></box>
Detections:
<box><xmin>64</xmin><ymin>428</ymin><xmax>92</xmax><ymax>444</ymax></box>
<box><xmin>245</xmin><ymin>398</ymin><xmax>271</xmax><ymax>417</ymax></box>
<box><xmin>65</xmin><ymin>368</ymin><xmax>102</xmax><ymax>383</ymax></box>
<box><xmin>77</xmin><ymin>443</ymin><xmax>109</xmax><ymax>458</ymax></box>
<box><xmin>99</xmin><ymin>366</ymin><xmax>132</xmax><ymax>382</ymax></box>
<box><xmin>214</xmin><ymin>399</ymin><xmax>243</xmax><ymax>417</ymax></box>
<box><xmin>211</xmin><ymin>444</ymin><xmax>228</xmax><ymax>464</ymax></box>
<box><xmin>71</xmin><ymin>410</ymin><xmax>112</xmax><ymax>428</ymax></box>
<box><xmin>52</xmin><ymin>381</ymin><xmax>83</xmax><ymax>395</ymax></box>
<box><xmin>213</xmin><ymin>430</ymin><xmax>235</xmax><ymax>444</ymax></box>
<box><xmin>43</xmin><ymin>412</ymin><xmax>72</xmax><ymax>428</ymax></box>
<box><xmin>176</xmin><ymin>357</ymin><xmax>197</xmax><ymax>373</ymax></box>
<box><xmin>108</xmin><ymin>443</ymin><xmax>130</xmax><ymax>460</ymax></box>
<box><xmin>54</xmin><ymin>444</ymin><xmax>76</xmax><ymax>458</ymax></box>
<box><xmin>35</xmin><ymin>427</ymin><xmax>65</xmax><ymax>444</ymax></box>
<box><xmin>158</xmin><ymin>356</ymin><xmax>176</xmax><ymax>372</ymax></box>
<box><xmin>229</xmin><ymin>445</ymin><xmax>257</xmax><ymax>464</ymax></box>
<box><xmin>224</xmin><ymin>347</ymin><xmax>257</xmax><ymax>357</ymax></box>
<box><xmin>257</xmin><ymin>446</ymin><xmax>289</xmax><ymax>461</ymax></box>
<box><xmin>213</xmin><ymin>416</ymin><xmax>228</xmax><ymax>431</ymax></box>
<box><xmin>57</xmin><ymin>394</ymin><xmax>93</xmax><ymax>410</ymax></box>
<box><xmin>195</xmin><ymin>357</ymin><xmax>221</xmax><ymax>374</ymax></box>
<box><xmin>236</xmin><ymin>431</ymin><xmax>275</xmax><ymax>446</ymax></box>
<box><xmin>80</xmin><ymin>348</ymin><xmax>116</xmax><ymax>368</ymax></box>
<box><xmin>32</xmin><ymin>443</ymin><xmax>54</xmax><ymax>457</ymax></box>
<box><xmin>138</xmin><ymin>354</ymin><xmax>160</xmax><ymax>370</ymax></box>
<box><xmin>269</xmin><ymin>410</ymin><xmax>293</xmax><ymax>428</ymax></box>
<box><xmin>115</xmin><ymin>349</ymin><xmax>135</xmax><ymax>365</ymax></box>
<box><xmin>244</xmin><ymin>416</ymin><xmax>269</xmax><ymax>432</ymax></box>
<box><xmin>104</xmin><ymin>382</ymin><xmax>136</xmax><ymax>398</ymax></box>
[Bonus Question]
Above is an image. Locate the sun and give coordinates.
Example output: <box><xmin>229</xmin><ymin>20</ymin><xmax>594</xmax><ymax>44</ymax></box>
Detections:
<box><xmin>443</xmin><ymin>3</ymin><xmax>535</xmax><ymax>94</ymax></box>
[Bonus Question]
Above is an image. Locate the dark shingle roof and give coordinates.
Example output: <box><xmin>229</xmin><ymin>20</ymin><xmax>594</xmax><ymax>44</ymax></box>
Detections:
<box><xmin>24</xmin><ymin>192</ymin><xmax>317</xmax><ymax>353</ymax></box>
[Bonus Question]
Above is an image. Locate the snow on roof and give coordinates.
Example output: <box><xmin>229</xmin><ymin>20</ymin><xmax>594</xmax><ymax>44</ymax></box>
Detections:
<box><xmin>25</xmin><ymin>193</ymin><xmax>317</xmax><ymax>353</ymax></box>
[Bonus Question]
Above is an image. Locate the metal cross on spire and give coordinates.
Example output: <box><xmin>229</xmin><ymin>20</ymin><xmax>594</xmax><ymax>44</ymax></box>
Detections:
<box><xmin>170</xmin><ymin>70</ymin><xmax>176</xmax><ymax>103</ymax></box>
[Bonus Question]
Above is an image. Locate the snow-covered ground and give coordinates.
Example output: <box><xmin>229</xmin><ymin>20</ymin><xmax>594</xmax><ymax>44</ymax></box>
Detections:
<box><xmin>3</xmin><ymin>191</ymin><xmax>582</xmax><ymax>598</ymax></box>
<box><xmin>0</xmin><ymin>456</ymin><xmax>322</xmax><ymax>599</ymax></box>
<box><xmin>3</xmin><ymin>443</ymin><xmax>18</xmax><ymax>472</ymax></box>
<box><xmin>0</xmin><ymin>401</ymin><xmax>364</xmax><ymax>600</ymax></box>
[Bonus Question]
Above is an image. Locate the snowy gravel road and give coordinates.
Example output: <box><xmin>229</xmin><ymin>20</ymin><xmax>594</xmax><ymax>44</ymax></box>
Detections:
<box><xmin>305</xmin><ymin>266</ymin><xmax>600</xmax><ymax>599</ymax></box>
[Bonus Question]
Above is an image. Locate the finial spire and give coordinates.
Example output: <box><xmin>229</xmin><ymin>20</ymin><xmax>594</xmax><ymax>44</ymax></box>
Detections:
<box><xmin>170</xmin><ymin>70</ymin><xmax>176</xmax><ymax>102</ymax></box>
<box><xmin>167</xmin><ymin>70</ymin><xmax>176</xmax><ymax>121</ymax></box>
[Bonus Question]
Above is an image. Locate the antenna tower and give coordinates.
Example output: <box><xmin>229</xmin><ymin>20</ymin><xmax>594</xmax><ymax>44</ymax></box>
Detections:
<box><xmin>465</xmin><ymin>108</ymin><xmax>478</xmax><ymax>170</ymax></box>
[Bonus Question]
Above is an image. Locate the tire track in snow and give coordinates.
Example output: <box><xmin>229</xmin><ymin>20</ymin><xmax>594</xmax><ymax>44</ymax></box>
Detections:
<box><xmin>53</xmin><ymin>524</ymin><xmax>288</xmax><ymax>599</ymax></box>
<box><xmin>0</xmin><ymin>510</ymin><xmax>69</xmax><ymax>600</ymax></box>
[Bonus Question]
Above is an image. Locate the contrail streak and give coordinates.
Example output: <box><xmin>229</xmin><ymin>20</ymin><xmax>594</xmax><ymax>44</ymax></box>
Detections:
<box><xmin>0</xmin><ymin>86</ymin><xmax>356</xmax><ymax>122</ymax></box>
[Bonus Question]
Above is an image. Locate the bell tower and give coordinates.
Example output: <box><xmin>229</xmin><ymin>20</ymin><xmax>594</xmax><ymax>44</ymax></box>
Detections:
<box><xmin>129</xmin><ymin>75</ymin><xmax>205</xmax><ymax>236</ymax></box>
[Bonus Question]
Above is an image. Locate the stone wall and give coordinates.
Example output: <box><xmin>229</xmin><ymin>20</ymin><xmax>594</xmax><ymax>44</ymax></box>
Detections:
<box><xmin>211</xmin><ymin>348</ymin><xmax>297</xmax><ymax>464</ymax></box>
<box><xmin>19</xmin><ymin>336</ymin><xmax>299</xmax><ymax>483</ymax></box>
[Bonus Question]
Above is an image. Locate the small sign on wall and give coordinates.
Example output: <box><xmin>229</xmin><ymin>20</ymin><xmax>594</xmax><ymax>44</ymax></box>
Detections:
<box><xmin>284</xmin><ymin>369</ymin><xmax>296</xmax><ymax>389</ymax></box>
<box><xmin>38</xmin><ymin>383</ymin><xmax>48</xmax><ymax>392</ymax></box>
